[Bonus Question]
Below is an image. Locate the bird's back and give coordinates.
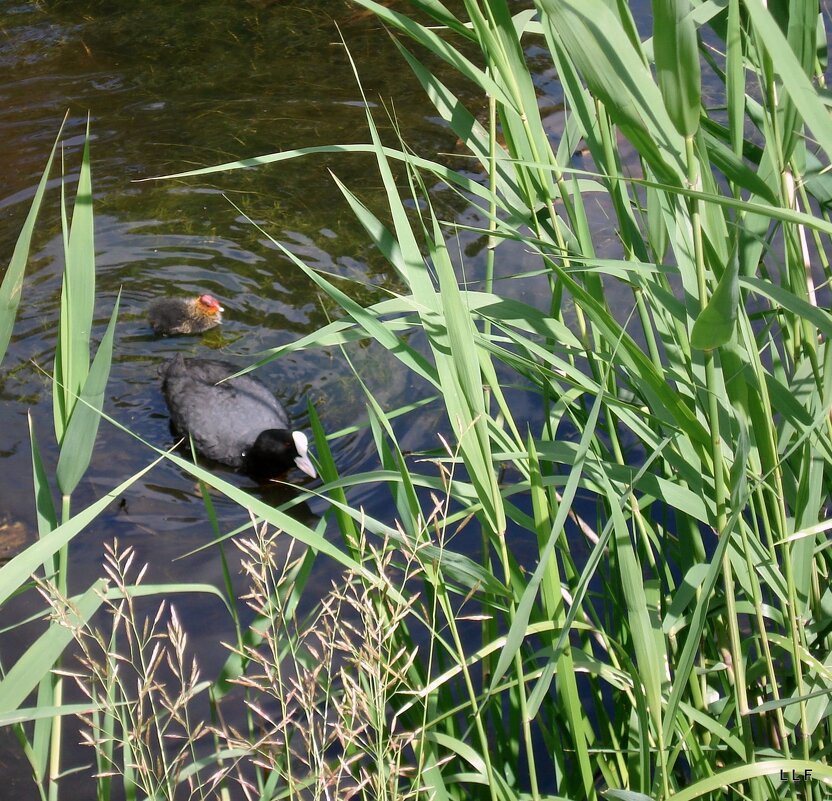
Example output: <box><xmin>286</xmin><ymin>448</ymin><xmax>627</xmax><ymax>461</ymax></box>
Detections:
<box><xmin>161</xmin><ymin>355</ymin><xmax>289</xmax><ymax>467</ymax></box>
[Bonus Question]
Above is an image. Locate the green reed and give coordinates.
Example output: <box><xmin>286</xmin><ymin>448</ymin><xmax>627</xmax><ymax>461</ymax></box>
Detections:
<box><xmin>0</xmin><ymin>125</ymin><xmax>218</xmax><ymax>801</ymax></box>
<box><xmin>3</xmin><ymin>0</ymin><xmax>832</xmax><ymax>799</ymax></box>
<box><xmin>168</xmin><ymin>0</ymin><xmax>828</xmax><ymax>796</ymax></box>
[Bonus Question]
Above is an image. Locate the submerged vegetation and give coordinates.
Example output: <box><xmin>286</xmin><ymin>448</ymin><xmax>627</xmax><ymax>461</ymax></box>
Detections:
<box><xmin>2</xmin><ymin>0</ymin><xmax>832</xmax><ymax>799</ymax></box>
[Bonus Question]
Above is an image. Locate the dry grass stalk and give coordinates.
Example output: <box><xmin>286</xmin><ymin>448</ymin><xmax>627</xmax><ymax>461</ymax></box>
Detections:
<box><xmin>41</xmin><ymin>520</ymin><xmax>432</xmax><ymax>801</ymax></box>
<box><xmin>216</xmin><ymin>521</ymin><xmax>426</xmax><ymax>801</ymax></box>
<box><xmin>40</xmin><ymin>541</ymin><xmax>216</xmax><ymax>801</ymax></box>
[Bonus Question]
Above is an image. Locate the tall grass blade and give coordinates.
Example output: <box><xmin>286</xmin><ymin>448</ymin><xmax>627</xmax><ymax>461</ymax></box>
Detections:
<box><xmin>652</xmin><ymin>0</ymin><xmax>701</xmax><ymax>137</ymax></box>
<box><xmin>28</xmin><ymin>414</ymin><xmax>58</xmax><ymax>541</ymax></box>
<box><xmin>539</xmin><ymin>0</ymin><xmax>686</xmax><ymax>182</ymax></box>
<box><xmin>392</xmin><ymin>41</ymin><xmax>526</xmax><ymax>211</ymax></box>
<box><xmin>669</xmin><ymin>760</ymin><xmax>832</xmax><ymax>801</ymax></box>
<box><xmin>726</xmin><ymin>0</ymin><xmax>745</xmax><ymax>156</ymax></box>
<box><xmin>428</xmin><ymin>216</ymin><xmax>505</xmax><ymax>535</ymax></box>
<box><xmin>53</xmin><ymin>118</ymin><xmax>96</xmax><ymax>445</ymax></box>
<box><xmin>351</xmin><ymin>0</ymin><xmax>518</xmax><ymax>109</ymax></box>
<box><xmin>491</xmin><ymin>381</ymin><xmax>604</xmax><ymax>696</ymax></box>
<box><xmin>0</xmin><ymin>116</ymin><xmax>66</xmax><ymax>365</ymax></box>
<box><xmin>743</xmin><ymin>0</ymin><xmax>832</xmax><ymax>158</ymax></box>
<box><xmin>691</xmin><ymin>251</ymin><xmax>739</xmax><ymax>348</ymax></box>
<box><xmin>0</xmin><ymin>457</ymin><xmax>164</xmax><ymax>609</ymax></box>
<box><xmin>56</xmin><ymin>292</ymin><xmax>121</xmax><ymax>496</ymax></box>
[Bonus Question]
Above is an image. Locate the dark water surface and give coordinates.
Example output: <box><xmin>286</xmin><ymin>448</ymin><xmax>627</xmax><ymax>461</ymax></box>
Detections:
<box><xmin>2</xmin><ymin>3</ymin><xmax>484</xmax><ymax>574</ymax></box>
<box><xmin>0</xmin><ymin>1</ymin><xmax>602</xmax><ymax>797</ymax></box>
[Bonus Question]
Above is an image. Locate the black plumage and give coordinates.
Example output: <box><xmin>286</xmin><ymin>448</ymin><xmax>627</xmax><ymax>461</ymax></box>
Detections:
<box><xmin>159</xmin><ymin>355</ymin><xmax>316</xmax><ymax>481</ymax></box>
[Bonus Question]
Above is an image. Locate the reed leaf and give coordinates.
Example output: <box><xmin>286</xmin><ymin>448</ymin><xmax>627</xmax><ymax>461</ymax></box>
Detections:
<box><xmin>0</xmin><ymin>456</ymin><xmax>164</xmax><ymax>609</ymax></box>
<box><xmin>539</xmin><ymin>0</ymin><xmax>686</xmax><ymax>183</ymax></box>
<box><xmin>691</xmin><ymin>251</ymin><xmax>740</xmax><ymax>348</ymax></box>
<box><xmin>0</xmin><ymin>117</ymin><xmax>65</xmax><ymax>365</ymax></box>
<box><xmin>56</xmin><ymin>292</ymin><xmax>121</xmax><ymax>496</ymax></box>
<box><xmin>28</xmin><ymin>414</ymin><xmax>58</xmax><ymax>542</ymax></box>
<box><xmin>743</xmin><ymin>0</ymin><xmax>832</xmax><ymax>159</ymax></box>
<box><xmin>352</xmin><ymin>0</ymin><xmax>518</xmax><ymax>110</ymax></box>
<box><xmin>652</xmin><ymin>0</ymin><xmax>701</xmax><ymax>137</ymax></box>
<box><xmin>53</xmin><ymin>119</ymin><xmax>96</xmax><ymax>445</ymax></box>
<box><xmin>427</xmin><ymin>215</ymin><xmax>505</xmax><ymax>536</ymax></box>
<box><xmin>492</xmin><ymin>379</ymin><xmax>604</xmax><ymax>697</ymax></box>
<box><xmin>670</xmin><ymin>760</ymin><xmax>832</xmax><ymax>801</ymax></box>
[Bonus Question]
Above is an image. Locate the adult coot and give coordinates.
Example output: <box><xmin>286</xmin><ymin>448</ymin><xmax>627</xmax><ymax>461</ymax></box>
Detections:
<box><xmin>148</xmin><ymin>294</ymin><xmax>224</xmax><ymax>335</ymax></box>
<box><xmin>160</xmin><ymin>354</ymin><xmax>316</xmax><ymax>481</ymax></box>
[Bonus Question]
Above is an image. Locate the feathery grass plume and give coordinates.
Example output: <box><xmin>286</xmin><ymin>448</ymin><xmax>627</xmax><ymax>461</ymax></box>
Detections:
<box><xmin>212</xmin><ymin>521</ymin><xmax>427</xmax><ymax>801</ymax></box>
<box><xmin>39</xmin><ymin>541</ymin><xmax>220</xmax><ymax>801</ymax></box>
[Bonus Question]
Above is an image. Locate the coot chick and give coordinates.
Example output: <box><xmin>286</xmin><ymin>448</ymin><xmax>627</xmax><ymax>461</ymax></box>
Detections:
<box><xmin>160</xmin><ymin>354</ymin><xmax>316</xmax><ymax>481</ymax></box>
<box><xmin>148</xmin><ymin>294</ymin><xmax>224</xmax><ymax>335</ymax></box>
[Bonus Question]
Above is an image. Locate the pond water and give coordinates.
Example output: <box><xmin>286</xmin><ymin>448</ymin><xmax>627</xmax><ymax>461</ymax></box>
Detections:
<box><xmin>0</xmin><ymin>0</ymin><xmax>622</xmax><ymax>797</ymax></box>
<box><xmin>2</xmin><ymin>2</ymin><xmax>481</xmax><ymax>597</ymax></box>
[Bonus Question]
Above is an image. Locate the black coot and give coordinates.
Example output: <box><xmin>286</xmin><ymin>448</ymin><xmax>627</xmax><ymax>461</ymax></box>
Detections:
<box><xmin>148</xmin><ymin>294</ymin><xmax>224</xmax><ymax>335</ymax></box>
<box><xmin>160</xmin><ymin>354</ymin><xmax>316</xmax><ymax>480</ymax></box>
